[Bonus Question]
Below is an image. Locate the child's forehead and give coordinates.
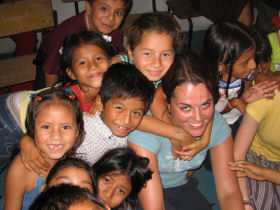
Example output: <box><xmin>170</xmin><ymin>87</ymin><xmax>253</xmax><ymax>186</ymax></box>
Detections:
<box><xmin>92</xmin><ymin>0</ymin><xmax>126</xmax><ymax>8</ymax></box>
<box><xmin>106</xmin><ymin>96</ymin><xmax>145</xmax><ymax>108</ymax></box>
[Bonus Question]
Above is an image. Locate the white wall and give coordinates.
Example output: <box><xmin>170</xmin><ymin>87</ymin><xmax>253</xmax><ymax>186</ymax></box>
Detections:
<box><xmin>0</xmin><ymin>0</ymin><xmax>211</xmax><ymax>54</ymax></box>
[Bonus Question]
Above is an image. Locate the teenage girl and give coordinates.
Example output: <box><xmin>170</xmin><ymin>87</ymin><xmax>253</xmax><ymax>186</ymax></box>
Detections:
<box><xmin>202</xmin><ymin>21</ymin><xmax>278</xmax><ymax>137</ymax></box>
<box><xmin>43</xmin><ymin>157</ymin><xmax>96</xmax><ymax>194</ymax></box>
<box><xmin>0</xmin><ymin>31</ymin><xmax>114</xmax><ymax>172</ymax></box>
<box><xmin>34</xmin><ymin>0</ymin><xmax>132</xmax><ymax>89</ymax></box>
<box><xmin>125</xmin><ymin>12</ymin><xmax>212</xmax><ymax>160</ymax></box>
<box><xmin>92</xmin><ymin>147</ymin><xmax>152</xmax><ymax>209</ymax></box>
<box><xmin>0</xmin><ymin>88</ymin><xmax>84</xmax><ymax>210</ymax></box>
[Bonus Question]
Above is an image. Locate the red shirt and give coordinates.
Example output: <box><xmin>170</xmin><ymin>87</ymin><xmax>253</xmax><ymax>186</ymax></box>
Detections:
<box><xmin>40</xmin><ymin>11</ymin><xmax>123</xmax><ymax>75</ymax></box>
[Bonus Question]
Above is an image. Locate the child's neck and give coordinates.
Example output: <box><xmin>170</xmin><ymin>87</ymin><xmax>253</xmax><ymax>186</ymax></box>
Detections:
<box><xmin>77</xmin><ymin>85</ymin><xmax>100</xmax><ymax>104</ymax></box>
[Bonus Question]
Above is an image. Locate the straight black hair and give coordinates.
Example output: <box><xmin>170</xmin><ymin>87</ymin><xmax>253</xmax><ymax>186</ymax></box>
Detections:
<box><xmin>99</xmin><ymin>63</ymin><xmax>155</xmax><ymax>113</ymax></box>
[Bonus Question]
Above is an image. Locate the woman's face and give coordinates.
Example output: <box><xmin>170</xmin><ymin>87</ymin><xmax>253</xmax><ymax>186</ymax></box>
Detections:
<box><xmin>168</xmin><ymin>83</ymin><xmax>214</xmax><ymax>137</ymax></box>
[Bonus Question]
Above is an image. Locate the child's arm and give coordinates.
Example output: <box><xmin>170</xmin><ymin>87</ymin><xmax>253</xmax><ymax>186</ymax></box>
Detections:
<box><xmin>4</xmin><ymin>155</ymin><xmax>31</xmax><ymax>210</ymax></box>
<box><xmin>19</xmin><ymin>135</ymin><xmax>50</xmax><ymax>174</ymax></box>
<box><xmin>229</xmin><ymin>160</ymin><xmax>280</xmax><ymax>184</ymax></box>
<box><xmin>230</xmin><ymin>98</ymin><xmax>247</xmax><ymax>114</ymax></box>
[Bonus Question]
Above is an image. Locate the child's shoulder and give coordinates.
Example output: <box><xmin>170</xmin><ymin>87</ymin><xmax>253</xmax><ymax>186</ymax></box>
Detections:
<box><xmin>7</xmin><ymin>155</ymin><xmax>37</xmax><ymax>190</ymax></box>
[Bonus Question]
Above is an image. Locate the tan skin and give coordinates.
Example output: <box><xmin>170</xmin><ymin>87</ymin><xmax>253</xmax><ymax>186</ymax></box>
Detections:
<box><xmin>128</xmin><ymin>83</ymin><xmax>244</xmax><ymax>210</ymax></box>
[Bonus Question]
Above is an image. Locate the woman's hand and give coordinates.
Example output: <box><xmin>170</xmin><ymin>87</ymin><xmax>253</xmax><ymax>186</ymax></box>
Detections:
<box><xmin>242</xmin><ymin>81</ymin><xmax>277</xmax><ymax>103</ymax></box>
<box><xmin>19</xmin><ymin>135</ymin><xmax>50</xmax><ymax>175</ymax></box>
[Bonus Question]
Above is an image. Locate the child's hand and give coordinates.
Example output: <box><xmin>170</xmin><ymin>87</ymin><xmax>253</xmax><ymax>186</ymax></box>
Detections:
<box><xmin>242</xmin><ymin>81</ymin><xmax>278</xmax><ymax>103</ymax></box>
<box><xmin>20</xmin><ymin>135</ymin><xmax>50</xmax><ymax>175</ymax></box>
<box><xmin>175</xmin><ymin>139</ymin><xmax>207</xmax><ymax>161</ymax></box>
<box><xmin>228</xmin><ymin>161</ymin><xmax>265</xmax><ymax>181</ymax></box>
<box><xmin>86</xmin><ymin>103</ymin><xmax>97</xmax><ymax>117</ymax></box>
<box><xmin>169</xmin><ymin>139</ymin><xmax>182</xmax><ymax>160</ymax></box>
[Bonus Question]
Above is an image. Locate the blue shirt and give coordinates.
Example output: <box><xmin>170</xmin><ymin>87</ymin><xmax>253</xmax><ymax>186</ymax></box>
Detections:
<box><xmin>128</xmin><ymin>111</ymin><xmax>231</xmax><ymax>188</ymax></box>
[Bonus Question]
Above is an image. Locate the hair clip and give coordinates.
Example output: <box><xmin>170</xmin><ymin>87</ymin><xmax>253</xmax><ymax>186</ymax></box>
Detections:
<box><xmin>30</xmin><ymin>93</ymin><xmax>42</xmax><ymax>102</ymax></box>
<box><xmin>103</xmin><ymin>35</ymin><xmax>112</xmax><ymax>42</ymax></box>
<box><xmin>66</xmin><ymin>88</ymin><xmax>76</xmax><ymax>100</ymax></box>
<box><xmin>59</xmin><ymin>47</ymin><xmax>63</xmax><ymax>55</ymax></box>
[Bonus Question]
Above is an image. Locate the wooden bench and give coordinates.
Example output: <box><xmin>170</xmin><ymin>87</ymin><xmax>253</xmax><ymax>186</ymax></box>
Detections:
<box><xmin>0</xmin><ymin>0</ymin><xmax>54</xmax><ymax>88</ymax></box>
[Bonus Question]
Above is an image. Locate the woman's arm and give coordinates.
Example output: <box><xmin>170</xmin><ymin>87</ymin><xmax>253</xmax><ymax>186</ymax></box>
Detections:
<box><xmin>233</xmin><ymin>112</ymin><xmax>258</xmax><ymax>208</ymax></box>
<box><xmin>210</xmin><ymin>135</ymin><xmax>244</xmax><ymax>210</ymax></box>
<box><xmin>4</xmin><ymin>155</ymin><xmax>33</xmax><ymax>210</ymax></box>
<box><xmin>128</xmin><ymin>142</ymin><xmax>165</xmax><ymax>210</ymax></box>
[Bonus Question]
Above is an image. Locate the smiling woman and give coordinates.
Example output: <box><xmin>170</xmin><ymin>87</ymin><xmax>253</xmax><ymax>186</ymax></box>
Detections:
<box><xmin>128</xmin><ymin>51</ymin><xmax>244</xmax><ymax>210</ymax></box>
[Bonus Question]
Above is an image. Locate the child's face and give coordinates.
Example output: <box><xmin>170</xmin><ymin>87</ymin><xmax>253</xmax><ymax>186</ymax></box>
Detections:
<box><xmin>128</xmin><ymin>31</ymin><xmax>175</xmax><ymax>82</ymax></box>
<box><xmin>48</xmin><ymin>166</ymin><xmax>94</xmax><ymax>193</ymax></box>
<box><xmin>97</xmin><ymin>170</ymin><xmax>132</xmax><ymax>208</ymax></box>
<box><xmin>232</xmin><ymin>48</ymin><xmax>256</xmax><ymax>80</ymax></box>
<box><xmin>67</xmin><ymin>43</ymin><xmax>109</xmax><ymax>90</ymax></box>
<box><xmin>86</xmin><ymin>0</ymin><xmax>125</xmax><ymax>35</ymax></box>
<box><xmin>97</xmin><ymin>96</ymin><xmax>146</xmax><ymax>137</ymax></box>
<box><xmin>34</xmin><ymin>103</ymin><xmax>78</xmax><ymax>160</ymax></box>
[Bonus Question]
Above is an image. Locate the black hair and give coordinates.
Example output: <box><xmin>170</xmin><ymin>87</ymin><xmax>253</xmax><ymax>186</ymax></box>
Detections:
<box><xmin>86</xmin><ymin>0</ymin><xmax>132</xmax><ymax>15</ymax></box>
<box><xmin>93</xmin><ymin>148</ymin><xmax>152</xmax><ymax>209</ymax></box>
<box><xmin>25</xmin><ymin>87</ymin><xmax>84</xmax><ymax>157</ymax></box>
<box><xmin>250</xmin><ymin>27</ymin><xmax>272</xmax><ymax>65</ymax></box>
<box><xmin>127</xmin><ymin>12</ymin><xmax>184</xmax><ymax>54</ymax></box>
<box><xmin>59</xmin><ymin>30</ymin><xmax>118</xmax><ymax>84</ymax></box>
<box><xmin>162</xmin><ymin>51</ymin><xmax>219</xmax><ymax>105</ymax></box>
<box><xmin>202</xmin><ymin>21</ymin><xmax>255</xmax><ymax>97</ymax></box>
<box><xmin>30</xmin><ymin>184</ymin><xmax>106</xmax><ymax>210</ymax></box>
<box><xmin>99</xmin><ymin>63</ymin><xmax>155</xmax><ymax>113</ymax></box>
<box><xmin>46</xmin><ymin>158</ymin><xmax>97</xmax><ymax>194</ymax></box>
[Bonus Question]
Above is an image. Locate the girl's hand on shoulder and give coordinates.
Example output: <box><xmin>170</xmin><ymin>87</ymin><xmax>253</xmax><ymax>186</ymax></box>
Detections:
<box><xmin>175</xmin><ymin>140</ymin><xmax>206</xmax><ymax>161</ymax></box>
<box><xmin>242</xmin><ymin>81</ymin><xmax>278</xmax><ymax>103</ymax></box>
<box><xmin>86</xmin><ymin>103</ymin><xmax>97</xmax><ymax>117</ymax></box>
<box><xmin>20</xmin><ymin>135</ymin><xmax>50</xmax><ymax>175</ymax></box>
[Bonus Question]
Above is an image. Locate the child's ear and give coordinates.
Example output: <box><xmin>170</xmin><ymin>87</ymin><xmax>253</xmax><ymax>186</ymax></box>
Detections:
<box><xmin>96</xmin><ymin>95</ymin><xmax>104</xmax><ymax>114</ymax></box>
<box><xmin>41</xmin><ymin>184</ymin><xmax>47</xmax><ymax>192</ymax></box>
<box><xmin>127</xmin><ymin>45</ymin><xmax>133</xmax><ymax>64</ymax></box>
<box><xmin>218</xmin><ymin>63</ymin><xmax>227</xmax><ymax>75</ymax></box>
<box><xmin>85</xmin><ymin>1</ymin><xmax>93</xmax><ymax>16</ymax></box>
<box><xmin>66</xmin><ymin>68</ymin><xmax>77</xmax><ymax>80</ymax></box>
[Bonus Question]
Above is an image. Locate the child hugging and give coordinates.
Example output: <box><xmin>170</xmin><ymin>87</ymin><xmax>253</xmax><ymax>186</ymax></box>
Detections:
<box><xmin>0</xmin><ymin>88</ymin><xmax>84</xmax><ymax>210</ymax></box>
<box><xmin>34</xmin><ymin>0</ymin><xmax>132</xmax><ymax>89</ymax></box>
<box><xmin>59</xmin><ymin>30</ymin><xmax>117</xmax><ymax>113</ymax></box>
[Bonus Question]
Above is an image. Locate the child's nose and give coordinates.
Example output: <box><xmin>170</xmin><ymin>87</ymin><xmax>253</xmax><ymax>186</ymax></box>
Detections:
<box><xmin>248</xmin><ymin>58</ymin><xmax>256</xmax><ymax>70</ymax></box>
<box><xmin>121</xmin><ymin>112</ymin><xmax>131</xmax><ymax>125</ymax></box>
<box><xmin>152</xmin><ymin>55</ymin><xmax>161</xmax><ymax>67</ymax></box>
<box><xmin>103</xmin><ymin>187</ymin><xmax>114</xmax><ymax>199</ymax></box>
<box><xmin>52</xmin><ymin>128</ymin><xmax>62</xmax><ymax>140</ymax></box>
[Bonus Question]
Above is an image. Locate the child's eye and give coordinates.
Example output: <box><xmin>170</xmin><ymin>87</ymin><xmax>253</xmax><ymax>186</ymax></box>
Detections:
<box><xmin>162</xmin><ymin>52</ymin><xmax>171</xmax><ymax>57</ymax></box>
<box><xmin>100</xmin><ymin>7</ymin><xmax>108</xmax><ymax>12</ymax></box>
<box><xmin>115</xmin><ymin>106</ymin><xmax>123</xmax><ymax>111</ymax></box>
<box><xmin>144</xmin><ymin>52</ymin><xmax>151</xmax><ymax>56</ymax></box>
<box><xmin>103</xmin><ymin>177</ymin><xmax>110</xmax><ymax>183</ymax></box>
<box><xmin>79</xmin><ymin>61</ymin><xmax>86</xmax><ymax>65</ymax></box>
<box><xmin>115</xmin><ymin>10</ymin><xmax>124</xmax><ymax>16</ymax></box>
<box><xmin>96</xmin><ymin>56</ymin><xmax>103</xmax><ymax>61</ymax></box>
<box><xmin>133</xmin><ymin>111</ymin><xmax>142</xmax><ymax>116</ymax></box>
<box><xmin>62</xmin><ymin>125</ymin><xmax>71</xmax><ymax>130</ymax></box>
<box><xmin>118</xmin><ymin>188</ymin><xmax>126</xmax><ymax>195</ymax></box>
<box><xmin>41</xmin><ymin>125</ymin><xmax>50</xmax><ymax>129</ymax></box>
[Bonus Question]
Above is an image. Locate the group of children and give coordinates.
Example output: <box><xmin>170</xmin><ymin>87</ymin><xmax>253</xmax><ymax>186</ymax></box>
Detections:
<box><xmin>0</xmin><ymin>0</ymin><xmax>280</xmax><ymax>209</ymax></box>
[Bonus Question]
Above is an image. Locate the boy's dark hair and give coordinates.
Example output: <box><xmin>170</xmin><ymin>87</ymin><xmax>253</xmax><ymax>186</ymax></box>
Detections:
<box><xmin>99</xmin><ymin>63</ymin><xmax>155</xmax><ymax>113</ymax></box>
<box><xmin>25</xmin><ymin>87</ymin><xmax>84</xmax><ymax>157</ymax></box>
<box><xmin>250</xmin><ymin>27</ymin><xmax>272</xmax><ymax>65</ymax></box>
<box><xmin>60</xmin><ymin>30</ymin><xmax>118</xmax><ymax>83</ymax></box>
<box><xmin>162</xmin><ymin>51</ymin><xmax>219</xmax><ymax>105</ymax></box>
<box><xmin>86</xmin><ymin>0</ymin><xmax>132</xmax><ymax>15</ymax></box>
<box><xmin>46</xmin><ymin>158</ymin><xmax>97</xmax><ymax>194</ymax></box>
<box><xmin>127</xmin><ymin>12</ymin><xmax>184</xmax><ymax>54</ymax></box>
<box><xmin>30</xmin><ymin>184</ymin><xmax>106</xmax><ymax>210</ymax></box>
<box><xmin>93</xmin><ymin>148</ymin><xmax>153</xmax><ymax>209</ymax></box>
<box><xmin>202</xmin><ymin>21</ymin><xmax>255</xmax><ymax>97</ymax></box>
